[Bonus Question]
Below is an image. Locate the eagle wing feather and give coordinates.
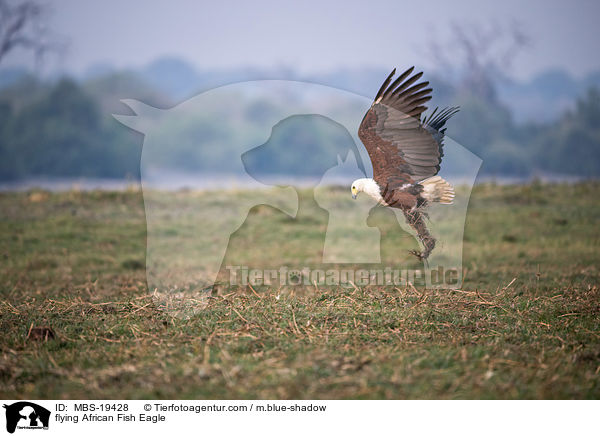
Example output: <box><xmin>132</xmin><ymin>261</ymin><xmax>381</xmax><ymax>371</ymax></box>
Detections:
<box><xmin>358</xmin><ymin>67</ymin><xmax>458</xmax><ymax>188</ymax></box>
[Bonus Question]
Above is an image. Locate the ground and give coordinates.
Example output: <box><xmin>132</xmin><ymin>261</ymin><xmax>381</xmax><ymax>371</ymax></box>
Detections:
<box><xmin>0</xmin><ymin>182</ymin><xmax>599</xmax><ymax>399</ymax></box>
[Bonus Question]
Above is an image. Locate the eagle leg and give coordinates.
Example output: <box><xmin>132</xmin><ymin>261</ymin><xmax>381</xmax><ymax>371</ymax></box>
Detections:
<box><xmin>403</xmin><ymin>208</ymin><xmax>436</xmax><ymax>261</ymax></box>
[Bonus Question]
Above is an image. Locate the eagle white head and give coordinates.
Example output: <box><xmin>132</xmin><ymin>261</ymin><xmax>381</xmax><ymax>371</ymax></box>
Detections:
<box><xmin>351</xmin><ymin>178</ymin><xmax>382</xmax><ymax>201</ymax></box>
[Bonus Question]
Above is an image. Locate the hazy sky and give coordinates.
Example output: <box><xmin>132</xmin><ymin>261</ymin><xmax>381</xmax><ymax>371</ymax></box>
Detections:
<box><xmin>5</xmin><ymin>0</ymin><xmax>600</xmax><ymax>79</ymax></box>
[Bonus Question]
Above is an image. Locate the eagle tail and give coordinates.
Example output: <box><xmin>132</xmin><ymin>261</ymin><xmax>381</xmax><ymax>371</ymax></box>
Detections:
<box><xmin>419</xmin><ymin>176</ymin><xmax>454</xmax><ymax>204</ymax></box>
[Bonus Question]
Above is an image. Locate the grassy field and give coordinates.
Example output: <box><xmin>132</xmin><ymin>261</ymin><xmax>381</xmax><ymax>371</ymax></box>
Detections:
<box><xmin>1</xmin><ymin>182</ymin><xmax>599</xmax><ymax>399</ymax></box>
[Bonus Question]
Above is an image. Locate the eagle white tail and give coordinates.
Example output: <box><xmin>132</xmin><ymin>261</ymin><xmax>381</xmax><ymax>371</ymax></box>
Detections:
<box><xmin>420</xmin><ymin>176</ymin><xmax>454</xmax><ymax>204</ymax></box>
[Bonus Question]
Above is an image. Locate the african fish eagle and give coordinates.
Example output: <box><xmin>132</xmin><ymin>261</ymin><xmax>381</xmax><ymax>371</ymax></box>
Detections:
<box><xmin>352</xmin><ymin>66</ymin><xmax>459</xmax><ymax>260</ymax></box>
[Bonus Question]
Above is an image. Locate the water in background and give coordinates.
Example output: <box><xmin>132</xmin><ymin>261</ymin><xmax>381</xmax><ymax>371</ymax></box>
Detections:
<box><xmin>0</xmin><ymin>172</ymin><xmax>591</xmax><ymax>192</ymax></box>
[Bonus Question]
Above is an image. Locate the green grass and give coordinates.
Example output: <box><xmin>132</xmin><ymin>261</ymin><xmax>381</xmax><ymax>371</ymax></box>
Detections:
<box><xmin>1</xmin><ymin>182</ymin><xmax>599</xmax><ymax>399</ymax></box>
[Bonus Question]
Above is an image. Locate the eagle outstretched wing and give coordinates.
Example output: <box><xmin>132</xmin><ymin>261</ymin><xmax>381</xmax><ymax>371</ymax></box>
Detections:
<box><xmin>358</xmin><ymin>67</ymin><xmax>458</xmax><ymax>189</ymax></box>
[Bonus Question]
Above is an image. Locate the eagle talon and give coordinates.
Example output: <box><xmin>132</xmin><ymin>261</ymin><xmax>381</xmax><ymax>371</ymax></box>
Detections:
<box><xmin>408</xmin><ymin>249</ymin><xmax>431</xmax><ymax>266</ymax></box>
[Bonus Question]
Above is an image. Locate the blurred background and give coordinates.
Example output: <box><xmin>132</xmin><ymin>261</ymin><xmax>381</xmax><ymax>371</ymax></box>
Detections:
<box><xmin>1</xmin><ymin>0</ymin><xmax>599</xmax><ymax>187</ymax></box>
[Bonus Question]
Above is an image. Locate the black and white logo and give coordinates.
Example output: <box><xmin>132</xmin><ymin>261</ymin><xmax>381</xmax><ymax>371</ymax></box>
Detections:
<box><xmin>3</xmin><ymin>402</ymin><xmax>50</xmax><ymax>434</ymax></box>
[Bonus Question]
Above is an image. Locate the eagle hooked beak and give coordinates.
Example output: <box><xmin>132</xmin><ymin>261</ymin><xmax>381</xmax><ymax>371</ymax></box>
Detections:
<box><xmin>352</xmin><ymin>193</ymin><xmax>357</xmax><ymax>200</ymax></box>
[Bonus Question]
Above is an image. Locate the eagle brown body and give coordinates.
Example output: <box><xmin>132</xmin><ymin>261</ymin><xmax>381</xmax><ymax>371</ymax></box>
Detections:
<box><xmin>353</xmin><ymin>67</ymin><xmax>459</xmax><ymax>260</ymax></box>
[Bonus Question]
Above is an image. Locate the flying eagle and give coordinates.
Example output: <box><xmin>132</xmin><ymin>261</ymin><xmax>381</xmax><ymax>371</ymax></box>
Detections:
<box><xmin>351</xmin><ymin>67</ymin><xmax>459</xmax><ymax>260</ymax></box>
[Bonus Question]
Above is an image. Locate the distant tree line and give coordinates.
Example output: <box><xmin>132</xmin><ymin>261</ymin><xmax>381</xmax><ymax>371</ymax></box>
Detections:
<box><xmin>446</xmin><ymin>85</ymin><xmax>600</xmax><ymax>176</ymax></box>
<box><xmin>1</xmin><ymin>8</ymin><xmax>597</xmax><ymax>181</ymax></box>
<box><xmin>0</xmin><ymin>78</ymin><xmax>141</xmax><ymax>180</ymax></box>
<box><xmin>0</xmin><ymin>74</ymin><xmax>599</xmax><ymax>181</ymax></box>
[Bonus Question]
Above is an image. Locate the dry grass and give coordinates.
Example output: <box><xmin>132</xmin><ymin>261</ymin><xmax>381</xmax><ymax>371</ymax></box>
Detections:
<box><xmin>0</xmin><ymin>183</ymin><xmax>599</xmax><ymax>399</ymax></box>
